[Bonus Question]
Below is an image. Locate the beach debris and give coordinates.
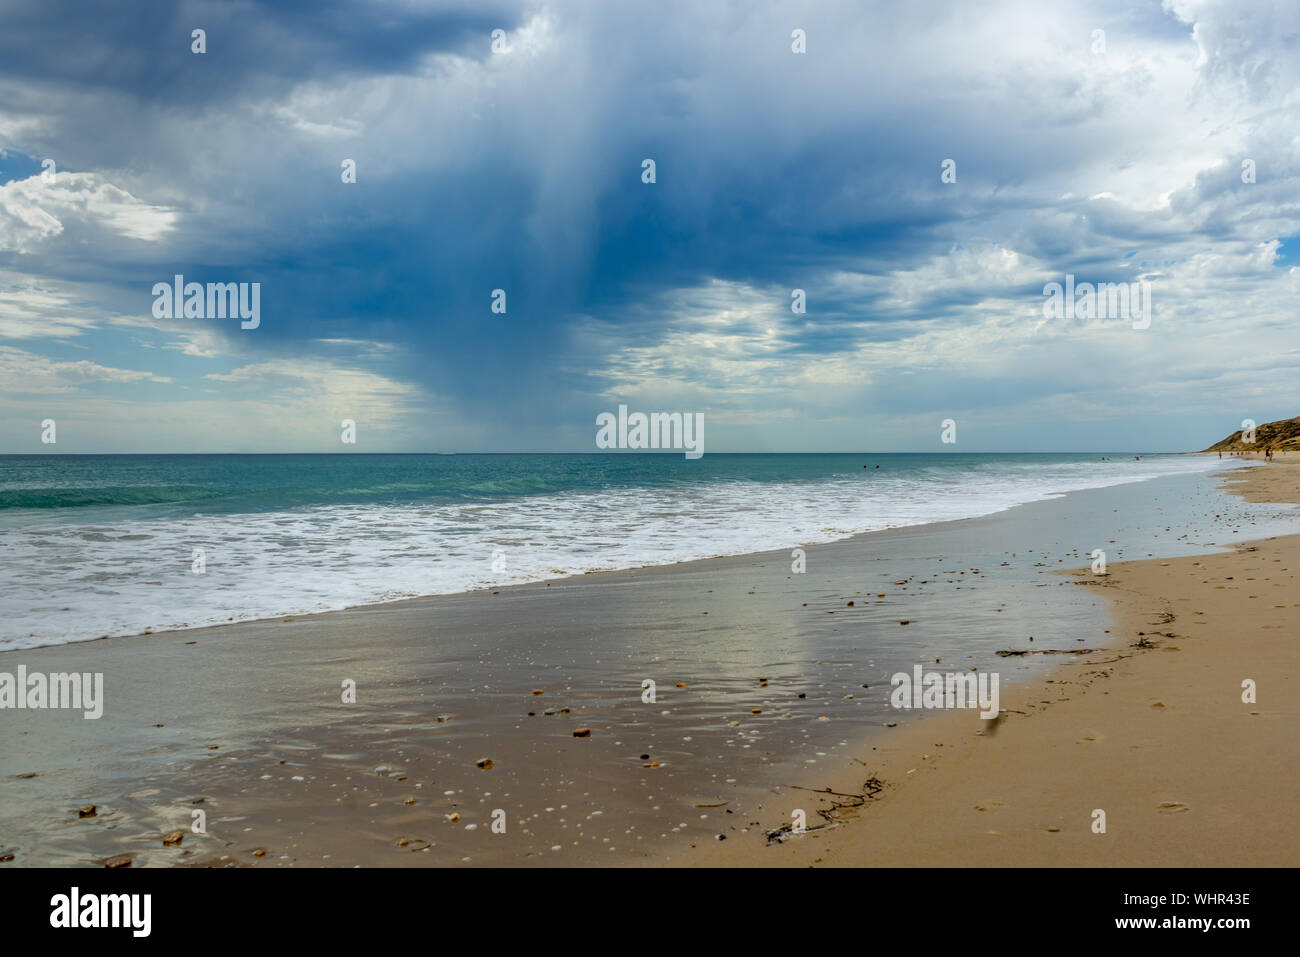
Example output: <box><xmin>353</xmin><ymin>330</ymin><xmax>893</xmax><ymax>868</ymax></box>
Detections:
<box><xmin>765</xmin><ymin>820</ymin><xmax>830</xmax><ymax>842</ymax></box>
<box><xmin>375</xmin><ymin>765</ymin><xmax>391</xmax><ymax>775</ymax></box>
<box><xmin>572</xmin><ymin>728</ymin><xmax>591</xmax><ymax>737</ymax></box>
<box><xmin>751</xmin><ymin>708</ymin><xmax>762</xmax><ymax>715</ymax></box>
<box><xmin>447</xmin><ymin>813</ymin><xmax>461</xmax><ymax>823</ymax></box>
<box><xmin>995</xmin><ymin>648</ymin><xmax>1094</xmax><ymax>657</ymax></box>
<box><xmin>715</xmin><ymin>834</ymin><xmax>726</xmax><ymax>840</ymax></box>
<box><xmin>899</xmin><ymin>620</ymin><xmax>910</xmax><ymax>625</ymax></box>
<box><xmin>765</xmin><ymin>779</ymin><xmax>886</xmax><ymax>843</ymax></box>
<box><xmin>695</xmin><ymin>802</ymin><xmax>728</xmax><ymax>808</ymax></box>
<box><xmin>78</xmin><ymin>805</ymin><xmax>97</xmax><ymax>818</ymax></box>
<box><xmin>640</xmin><ymin>754</ymin><xmax>650</xmax><ymax>760</ymax></box>
<box><xmin>206</xmin><ymin>744</ymin><xmax>219</xmax><ymax>750</ymax></box>
<box><xmin>404</xmin><ymin>798</ymin><xmax>416</xmax><ymax>806</ymax></box>
<box><xmin>253</xmin><ymin>848</ymin><xmax>267</xmax><ymax>857</ymax></box>
<box><xmin>676</xmin><ymin>681</ymin><xmax>688</xmax><ymax>687</ymax></box>
<box><xmin>162</xmin><ymin>831</ymin><xmax>184</xmax><ymax>846</ymax></box>
<box><xmin>475</xmin><ymin>758</ymin><xmax>494</xmax><ymax>769</ymax></box>
<box><xmin>104</xmin><ymin>855</ymin><xmax>132</xmax><ymax>869</ymax></box>
<box><xmin>531</xmin><ymin>689</ymin><xmax>544</xmax><ymax>695</ymax></box>
<box><xmin>0</xmin><ymin>851</ymin><xmax>14</xmax><ymax>863</ymax></box>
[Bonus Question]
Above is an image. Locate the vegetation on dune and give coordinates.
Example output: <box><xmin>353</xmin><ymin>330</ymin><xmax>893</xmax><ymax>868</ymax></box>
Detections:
<box><xmin>1203</xmin><ymin>416</ymin><xmax>1300</xmax><ymax>452</ymax></box>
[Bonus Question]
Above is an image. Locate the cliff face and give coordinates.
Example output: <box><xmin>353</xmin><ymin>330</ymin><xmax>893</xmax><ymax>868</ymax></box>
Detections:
<box><xmin>1203</xmin><ymin>416</ymin><xmax>1300</xmax><ymax>452</ymax></box>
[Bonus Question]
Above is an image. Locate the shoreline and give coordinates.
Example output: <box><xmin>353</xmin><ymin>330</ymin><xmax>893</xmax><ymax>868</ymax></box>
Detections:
<box><xmin>688</xmin><ymin>458</ymin><xmax>1300</xmax><ymax>866</ymax></box>
<box><xmin>1</xmin><ymin>459</ymin><xmax>1294</xmax><ymax>867</ymax></box>
<box><xmin>1</xmin><ymin>453</ymin><xmax>1252</xmax><ymax>655</ymax></box>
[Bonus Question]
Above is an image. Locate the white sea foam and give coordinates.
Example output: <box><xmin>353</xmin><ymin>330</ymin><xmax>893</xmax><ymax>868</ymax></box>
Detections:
<box><xmin>0</xmin><ymin>455</ymin><xmax>1237</xmax><ymax>649</ymax></box>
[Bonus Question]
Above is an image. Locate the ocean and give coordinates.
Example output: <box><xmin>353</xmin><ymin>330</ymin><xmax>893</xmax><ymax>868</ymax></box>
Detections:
<box><xmin>0</xmin><ymin>452</ymin><xmax>1239</xmax><ymax>650</ymax></box>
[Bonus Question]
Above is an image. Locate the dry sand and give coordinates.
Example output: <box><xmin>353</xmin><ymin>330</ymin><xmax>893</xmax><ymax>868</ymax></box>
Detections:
<box><xmin>689</xmin><ymin>459</ymin><xmax>1300</xmax><ymax>866</ymax></box>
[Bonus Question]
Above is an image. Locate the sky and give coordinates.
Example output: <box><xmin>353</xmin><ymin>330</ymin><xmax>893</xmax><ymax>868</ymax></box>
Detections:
<box><xmin>1</xmin><ymin>0</ymin><xmax>1297</xmax><ymax>453</ymax></box>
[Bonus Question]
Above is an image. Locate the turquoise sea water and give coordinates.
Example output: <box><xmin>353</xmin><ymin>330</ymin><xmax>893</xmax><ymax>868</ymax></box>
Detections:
<box><xmin>0</xmin><ymin>452</ymin><xmax>1239</xmax><ymax>648</ymax></box>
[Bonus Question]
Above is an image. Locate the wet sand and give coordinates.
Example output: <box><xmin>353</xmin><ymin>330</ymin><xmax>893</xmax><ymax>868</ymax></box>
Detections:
<box><xmin>1</xmin><ymin>460</ymin><xmax>1295</xmax><ymax>867</ymax></box>
<box><xmin>692</xmin><ymin>457</ymin><xmax>1300</xmax><ymax>866</ymax></box>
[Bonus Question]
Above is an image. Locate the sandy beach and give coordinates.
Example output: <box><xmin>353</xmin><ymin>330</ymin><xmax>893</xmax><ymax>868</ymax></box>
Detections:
<box><xmin>693</xmin><ymin>456</ymin><xmax>1300</xmax><ymax>866</ymax></box>
<box><xmin>1</xmin><ymin>459</ymin><xmax>1296</xmax><ymax>868</ymax></box>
